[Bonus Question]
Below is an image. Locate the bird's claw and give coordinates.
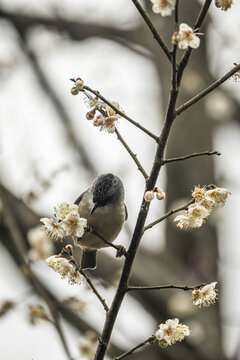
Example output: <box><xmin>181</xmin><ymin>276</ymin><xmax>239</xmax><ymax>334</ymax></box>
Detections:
<box><xmin>115</xmin><ymin>245</ymin><xmax>127</xmax><ymax>258</ymax></box>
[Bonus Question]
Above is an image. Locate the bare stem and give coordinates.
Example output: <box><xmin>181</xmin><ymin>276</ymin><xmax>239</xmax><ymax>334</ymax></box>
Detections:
<box><xmin>176</xmin><ymin>63</ymin><xmax>240</xmax><ymax>115</ymax></box>
<box><xmin>62</xmin><ymin>249</ymin><xmax>110</xmax><ymax>313</ymax></box>
<box><xmin>92</xmin><ymin>228</ymin><xmax>127</xmax><ymax>256</ymax></box>
<box><xmin>163</xmin><ymin>150</ymin><xmax>221</xmax><ymax>164</ymax></box>
<box><xmin>113</xmin><ymin>336</ymin><xmax>155</xmax><ymax>360</ymax></box>
<box><xmin>83</xmin><ymin>85</ymin><xmax>158</xmax><ymax>141</ymax></box>
<box><xmin>127</xmin><ymin>283</ymin><xmax>205</xmax><ymax>292</ymax></box>
<box><xmin>115</xmin><ymin>128</ymin><xmax>149</xmax><ymax>180</ymax></box>
<box><xmin>131</xmin><ymin>0</ymin><xmax>171</xmax><ymax>61</ymax></box>
<box><xmin>144</xmin><ymin>198</ymin><xmax>194</xmax><ymax>231</ymax></box>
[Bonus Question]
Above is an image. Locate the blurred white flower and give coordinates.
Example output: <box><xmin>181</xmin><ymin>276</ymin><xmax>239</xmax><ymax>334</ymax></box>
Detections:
<box><xmin>78</xmin><ymin>331</ymin><xmax>98</xmax><ymax>359</ymax></box>
<box><xmin>40</xmin><ymin>218</ymin><xmax>64</xmax><ymax>240</ymax></box>
<box><xmin>46</xmin><ymin>256</ymin><xmax>83</xmax><ymax>285</ymax></box>
<box><xmin>155</xmin><ymin>318</ymin><xmax>190</xmax><ymax>347</ymax></box>
<box><xmin>27</xmin><ymin>225</ymin><xmax>54</xmax><ymax>261</ymax></box>
<box><xmin>204</xmin><ymin>187</ymin><xmax>231</xmax><ymax>208</ymax></box>
<box><xmin>172</xmin><ymin>23</ymin><xmax>200</xmax><ymax>49</ymax></box>
<box><xmin>192</xmin><ymin>282</ymin><xmax>218</xmax><ymax>307</ymax></box>
<box><xmin>151</xmin><ymin>0</ymin><xmax>176</xmax><ymax>16</ymax></box>
<box><xmin>54</xmin><ymin>202</ymin><xmax>79</xmax><ymax>221</ymax></box>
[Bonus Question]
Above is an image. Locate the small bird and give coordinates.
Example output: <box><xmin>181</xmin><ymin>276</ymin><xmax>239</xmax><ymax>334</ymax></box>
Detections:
<box><xmin>74</xmin><ymin>173</ymin><xmax>127</xmax><ymax>269</ymax></box>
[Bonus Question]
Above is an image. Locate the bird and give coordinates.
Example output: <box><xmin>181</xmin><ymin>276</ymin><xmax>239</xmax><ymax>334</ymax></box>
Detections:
<box><xmin>74</xmin><ymin>173</ymin><xmax>127</xmax><ymax>270</ymax></box>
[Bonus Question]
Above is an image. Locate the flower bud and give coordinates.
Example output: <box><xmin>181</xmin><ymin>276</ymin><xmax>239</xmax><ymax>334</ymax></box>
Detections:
<box><xmin>86</xmin><ymin>108</ymin><xmax>96</xmax><ymax>120</ymax></box>
<box><xmin>71</xmin><ymin>87</ymin><xmax>79</xmax><ymax>96</ymax></box>
<box><xmin>155</xmin><ymin>188</ymin><xmax>166</xmax><ymax>200</ymax></box>
<box><xmin>75</xmin><ymin>77</ymin><xmax>84</xmax><ymax>91</ymax></box>
<box><xmin>144</xmin><ymin>191</ymin><xmax>154</xmax><ymax>202</ymax></box>
<box><xmin>65</xmin><ymin>244</ymin><xmax>73</xmax><ymax>255</ymax></box>
<box><xmin>215</xmin><ymin>0</ymin><xmax>233</xmax><ymax>10</ymax></box>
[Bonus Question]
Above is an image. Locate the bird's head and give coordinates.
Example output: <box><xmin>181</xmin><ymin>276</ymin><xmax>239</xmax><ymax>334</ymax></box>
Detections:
<box><xmin>90</xmin><ymin>173</ymin><xmax>124</xmax><ymax>214</ymax></box>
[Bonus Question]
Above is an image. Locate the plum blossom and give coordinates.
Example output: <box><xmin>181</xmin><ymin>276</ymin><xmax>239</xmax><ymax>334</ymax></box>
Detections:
<box><xmin>172</xmin><ymin>23</ymin><xmax>200</xmax><ymax>49</ymax></box>
<box><xmin>155</xmin><ymin>318</ymin><xmax>190</xmax><ymax>347</ymax></box>
<box><xmin>46</xmin><ymin>256</ymin><xmax>83</xmax><ymax>285</ymax></box>
<box><xmin>151</xmin><ymin>0</ymin><xmax>176</xmax><ymax>16</ymax></box>
<box><xmin>192</xmin><ymin>282</ymin><xmax>218</xmax><ymax>307</ymax></box>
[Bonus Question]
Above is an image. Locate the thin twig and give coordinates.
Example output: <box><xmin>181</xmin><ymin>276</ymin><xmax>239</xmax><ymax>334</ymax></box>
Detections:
<box><xmin>177</xmin><ymin>0</ymin><xmax>213</xmax><ymax>86</ymax></box>
<box><xmin>144</xmin><ymin>198</ymin><xmax>194</xmax><ymax>231</ymax></box>
<box><xmin>131</xmin><ymin>0</ymin><xmax>171</xmax><ymax>61</ymax></box>
<box><xmin>176</xmin><ymin>64</ymin><xmax>240</xmax><ymax>115</ymax></box>
<box><xmin>79</xmin><ymin>269</ymin><xmax>109</xmax><ymax>313</ymax></box>
<box><xmin>115</xmin><ymin>128</ymin><xmax>149</xmax><ymax>180</ymax></box>
<box><xmin>127</xmin><ymin>283</ymin><xmax>205</xmax><ymax>292</ymax></box>
<box><xmin>62</xmin><ymin>249</ymin><xmax>110</xmax><ymax>312</ymax></box>
<box><xmin>163</xmin><ymin>150</ymin><xmax>221</xmax><ymax>164</ymax></box>
<box><xmin>113</xmin><ymin>336</ymin><xmax>155</xmax><ymax>360</ymax></box>
<box><xmin>83</xmin><ymin>86</ymin><xmax>158</xmax><ymax>141</ymax></box>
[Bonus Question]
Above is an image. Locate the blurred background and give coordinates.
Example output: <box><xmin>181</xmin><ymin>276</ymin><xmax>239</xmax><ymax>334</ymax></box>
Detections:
<box><xmin>0</xmin><ymin>0</ymin><xmax>240</xmax><ymax>359</ymax></box>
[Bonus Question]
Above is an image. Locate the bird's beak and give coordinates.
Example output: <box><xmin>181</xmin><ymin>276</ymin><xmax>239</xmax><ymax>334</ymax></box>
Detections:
<box><xmin>90</xmin><ymin>203</ymin><xmax>99</xmax><ymax>215</ymax></box>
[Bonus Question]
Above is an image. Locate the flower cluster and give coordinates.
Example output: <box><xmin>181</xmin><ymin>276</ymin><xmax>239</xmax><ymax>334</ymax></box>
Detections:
<box><xmin>46</xmin><ymin>255</ymin><xmax>83</xmax><ymax>285</ymax></box>
<box><xmin>215</xmin><ymin>0</ymin><xmax>233</xmax><ymax>11</ymax></box>
<box><xmin>174</xmin><ymin>185</ymin><xmax>230</xmax><ymax>229</ymax></box>
<box><xmin>150</xmin><ymin>0</ymin><xmax>176</xmax><ymax>16</ymax></box>
<box><xmin>28</xmin><ymin>305</ymin><xmax>50</xmax><ymax>325</ymax></box>
<box><xmin>71</xmin><ymin>77</ymin><xmax>84</xmax><ymax>95</ymax></box>
<box><xmin>155</xmin><ymin>318</ymin><xmax>190</xmax><ymax>348</ymax></box>
<box><xmin>40</xmin><ymin>202</ymin><xmax>87</xmax><ymax>240</ymax></box>
<box><xmin>27</xmin><ymin>225</ymin><xmax>54</xmax><ymax>261</ymax></box>
<box><xmin>85</xmin><ymin>97</ymin><xmax>122</xmax><ymax>133</ymax></box>
<box><xmin>192</xmin><ymin>282</ymin><xmax>218</xmax><ymax>307</ymax></box>
<box><xmin>144</xmin><ymin>188</ymin><xmax>166</xmax><ymax>202</ymax></box>
<box><xmin>172</xmin><ymin>23</ymin><xmax>200</xmax><ymax>49</ymax></box>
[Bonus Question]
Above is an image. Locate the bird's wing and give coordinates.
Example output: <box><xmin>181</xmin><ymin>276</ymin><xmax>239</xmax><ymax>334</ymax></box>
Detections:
<box><xmin>74</xmin><ymin>189</ymin><xmax>88</xmax><ymax>205</ymax></box>
<box><xmin>124</xmin><ymin>203</ymin><xmax>128</xmax><ymax>221</ymax></box>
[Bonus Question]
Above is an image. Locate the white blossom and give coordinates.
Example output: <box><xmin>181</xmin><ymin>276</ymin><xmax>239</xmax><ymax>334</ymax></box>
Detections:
<box><xmin>204</xmin><ymin>187</ymin><xmax>231</xmax><ymax>208</ymax></box>
<box><xmin>40</xmin><ymin>217</ymin><xmax>64</xmax><ymax>240</ymax></box>
<box><xmin>173</xmin><ymin>23</ymin><xmax>200</xmax><ymax>50</ymax></box>
<box><xmin>151</xmin><ymin>0</ymin><xmax>176</xmax><ymax>16</ymax></box>
<box><xmin>174</xmin><ymin>214</ymin><xmax>204</xmax><ymax>229</ymax></box>
<box><xmin>61</xmin><ymin>213</ymin><xmax>87</xmax><ymax>237</ymax></box>
<box><xmin>188</xmin><ymin>203</ymin><xmax>210</xmax><ymax>219</ymax></box>
<box><xmin>54</xmin><ymin>202</ymin><xmax>79</xmax><ymax>221</ymax></box>
<box><xmin>155</xmin><ymin>318</ymin><xmax>190</xmax><ymax>347</ymax></box>
<box><xmin>27</xmin><ymin>226</ymin><xmax>54</xmax><ymax>261</ymax></box>
<box><xmin>192</xmin><ymin>282</ymin><xmax>218</xmax><ymax>307</ymax></box>
<box><xmin>46</xmin><ymin>256</ymin><xmax>83</xmax><ymax>285</ymax></box>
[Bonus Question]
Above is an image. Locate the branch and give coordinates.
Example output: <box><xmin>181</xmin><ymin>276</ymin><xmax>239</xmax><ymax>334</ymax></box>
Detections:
<box><xmin>83</xmin><ymin>86</ymin><xmax>158</xmax><ymax>141</ymax></box>
<box><xmin>0</xmin><ymin>190</ymin><xmax>73</xmax><ymax>360</ymax></box>
<box><xmin>177</xmin><ymin>0</ymin><xmax>213</xmax><ymax>86</ymax></box>
<box><xmin>131</xmin><ymin>0</ymin><xmax>171</xmax><ymax>61</ymax></box>
<box><xmin>115</xmin><ymin>129</ymin><xmax>149</xmax><ymax>180</ymax></box>
<box><xmin>176</xmin><ymin>64</ymin><xmax>240</xmax><ymax>115</ymax></box>
<box><xmin>113</xmin><ymin>336</ymin><xmax>155</xmax><ymax>360</ymax></box>
<box><xmin>163</xmin><ymin>150</ymin><xmax>221</xmax><ymax>164</ymax></box>
<box><xmin>127</xmin><ymin>283</ymin><xmax>205</xmax><ymax>292</ymax></box>
<box><xmin>144</xmin><ymin>198</ymin><xmax>194</xmax><ymax>231</ymax></box>
<box><xmin>62</xmin><ymin>249</ymin><xmax>109</xmax><ymax>313</ymax></box>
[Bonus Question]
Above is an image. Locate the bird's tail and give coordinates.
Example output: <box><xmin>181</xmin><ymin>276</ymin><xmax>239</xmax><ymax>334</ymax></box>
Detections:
<box><xmin>81</xmin><ymin>250</ymin><xmax>97</xmax><ymax>270</ymax></box>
